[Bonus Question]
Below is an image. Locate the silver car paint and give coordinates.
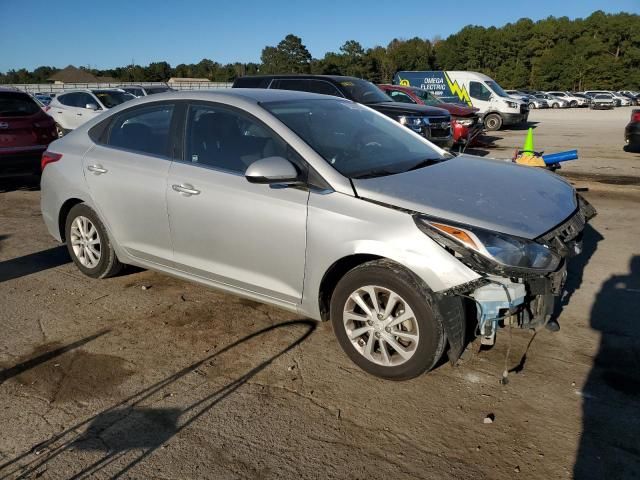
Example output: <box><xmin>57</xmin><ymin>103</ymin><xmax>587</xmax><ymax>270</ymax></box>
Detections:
<box><xmin>41</xmin><ymin>89</ymin><xmax>570</xmax><ymax>322</ymax></box>
<box><xmin>352</xmin><ymin>155</ymin><xmax>577</xmax><ymax>239</ymax></box>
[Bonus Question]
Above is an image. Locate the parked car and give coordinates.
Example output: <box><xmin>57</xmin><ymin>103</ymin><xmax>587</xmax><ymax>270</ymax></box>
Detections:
<box><xmin>534</xmin><ymin>93</ymin><xmax>568</xmax><ymax>109</ymax></box>
<box><xmin>393</xmin><ymin>71</ymin><xmax>528</xmax><ymax>131</ymax></box>
<box><xmin>583</xmin><ymin>91</ymin><xmax>624</xmax><ymax>107</ymax></box>
<box><xmin>377</xmin><ymin>84</ymin><xmax>482</xmax><ymax>149</ymax></box>
<box><xmin>118</xmin><ymin>84</ymin><xmax>174</xmax><ymax>97</ymax></box>
<box><xmin>618</xmin><ymin>92</ymin><xmax>640</xmax><ymax>106</ymax></box>
<box><xmin>46</xmin><ymin>89</ymin><xmax>135</xmax><ymax>136</ymax></box>
<box><xmin>546</xmin><ymin>91</ymin><xmax>588</xmax><ymax>107</ymax></box>
<box><xmin>34</xmin><ymin>94</ymin><xmax>53</xmax><ymax>106</ymax></box>
<box><xmin>624</xmin><ymin>109</ymin><xmax>640</xmax><ymax>151</ymax></box>
<box><xmin>0</xmin><ymin>87</ymin><xmax>57</xmax><ymax>176</ymax></box>
<box><xmin>611</xmin><ymin>92</ymin><xmax>632</xmax><ymax>106</ymax></box>
<box><xmin>590</xmin><ymin>94</ymin><xmax>616</xmax><ymax>110</ymax></box>
<box><xmin>571</xmin><ymin>93</ymin><xmax>592</xmax><ymax>106</ymax></box>
<box><xmin>233</xmin><ymin>75</ymin><xmax>454</xmax><ymax>149</ymax></box>
<box><xmin>40</xmin><ymin>89</ymin><xmax>595</xmax><ymax>380</ymax></box>
<box><xmin>505</xmin><ymin>90</ymin><xmax>548</xmax><ymax>109</ymax></box>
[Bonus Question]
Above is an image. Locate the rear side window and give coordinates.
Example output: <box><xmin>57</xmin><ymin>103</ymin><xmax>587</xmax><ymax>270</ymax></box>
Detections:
<box><xmin>145</xmin><ymin>87</ymin><xmax>170</xmax><ymax>95</ymax></box>
<box><xmin>271</xmin><ymin>79</ymin><xmax>309</xmax><ymax>92</ymax></box>
<box><xmin>58</xmin><ymin>92</ymin><xmax>98</xmax><ymax>108</ymax></box>
<box><xmin>105</xmin><ymin>104</ymin><xmax>175</xmax><ymax>157</ymax></box>
<box><xmin>0</xmin><ymin>92</ymin><xmax>41</xmax><ymax>117</ymax></box>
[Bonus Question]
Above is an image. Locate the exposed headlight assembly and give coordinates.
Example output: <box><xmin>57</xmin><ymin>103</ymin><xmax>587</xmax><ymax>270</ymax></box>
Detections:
<box><xmin>414</xmin><ymin>216</ymin><xmax>561</xmax><ymax>274</ymax></box>
<box><xmin>506</xmin><ymin>101</ymin><xmax>518</xmax><ymax>109</ymax></box>
<box><xmin>454</xmin><ymin>118</ymin><xmax>474</xmax><ymax>127</ymax></box>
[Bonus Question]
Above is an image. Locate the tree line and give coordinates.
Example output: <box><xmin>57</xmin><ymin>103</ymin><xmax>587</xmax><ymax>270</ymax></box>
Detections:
<box><xmin>2</xmin><ymin>10</ymin><xmax>638</xmax><ymax>90</ymax></box>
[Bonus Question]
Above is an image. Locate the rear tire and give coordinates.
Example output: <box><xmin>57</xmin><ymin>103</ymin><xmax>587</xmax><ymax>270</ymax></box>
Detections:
<box><xmin>528</xmin><ymin>102</ymin><xmax>536</xmax><ymax>109</ymax></box>
<box><xmin>483</xmin><ymin>113</ymin><xmax>503</xmax><ymax>131</ymax></box>
<box><xmin>330</xmin><ymin>260</ymin><xmax>445</xmax><ymax>380</ymax></box>
<box><xmin>64</xmin><ymin>203</ymin><xmax>122</xmax><ymax>279</ymax></box>
<box><xmin>55</xmin><ymin>123</ymin><xmax>66</xmax><ymax>138</ymax></box>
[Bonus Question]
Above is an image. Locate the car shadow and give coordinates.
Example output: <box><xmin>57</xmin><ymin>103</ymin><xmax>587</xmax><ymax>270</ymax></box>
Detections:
<box><xmin>0</xmin><ymin>175</ymin><xmax>41</xmax><ymax>193</ymax></box>
<box><xmin>0</xmin><ymin>245</ymin><xmax>70</xmax><ymax>283</ymax></box>
<box><xmin>0</xmin><ymin>319</ymin><xmax>317</xmax><ymax>479</ymax></box>
<box><xmin>574</xmin><ymin>255</ymin><xmax>640</xmax><ymax>478</ymax></box>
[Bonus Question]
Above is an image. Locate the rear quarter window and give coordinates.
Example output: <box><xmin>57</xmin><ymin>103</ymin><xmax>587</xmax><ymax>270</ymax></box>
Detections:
<box><xmin>0</xmin><ymin>92</ymin><xmax>41</xmax><ymax>117</ymax></box>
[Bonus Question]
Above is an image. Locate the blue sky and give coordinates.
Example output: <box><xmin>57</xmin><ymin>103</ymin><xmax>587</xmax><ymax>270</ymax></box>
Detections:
<box><xmin>1</xmin><ymin>0</ymin><xmax>638</xmax><ymax>72</ymax></box>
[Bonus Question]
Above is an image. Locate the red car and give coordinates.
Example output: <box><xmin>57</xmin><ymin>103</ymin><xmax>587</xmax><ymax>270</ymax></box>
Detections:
<box><xmin>378</xmin><ymin>84</ymin><xmax>482</xmax><ymax>148</ymax></box>
<box><xmin>0</xmin><ymin>87</ymin><xmax>57</xmax><ymax>177</ymax></box>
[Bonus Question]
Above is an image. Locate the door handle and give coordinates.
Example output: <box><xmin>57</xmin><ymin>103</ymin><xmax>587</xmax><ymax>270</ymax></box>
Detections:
<box><xmin>172</xmin><ymin>183</ymin><xmax>200</xmax><ymax>196</ymax></box>
<box><xmin>76</xmin><ymin>113</ymin><xmax>83</xmax><ymax>116</ymax></box>
<box><xmin>87</xmin><ymin>164</ymin><xmax>108</xmax><ymax>175</ymax></box>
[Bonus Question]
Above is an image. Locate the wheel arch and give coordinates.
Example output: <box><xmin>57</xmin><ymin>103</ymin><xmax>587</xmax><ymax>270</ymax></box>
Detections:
<box><xmin>58</xmin><ymin>198</ymin><xmax>85</xmax><ymax>242</ymax></box>
<box><xmin>318</xmin><ymin>254</ymin><xmax>383</xmax><ymax>321</ymax></box>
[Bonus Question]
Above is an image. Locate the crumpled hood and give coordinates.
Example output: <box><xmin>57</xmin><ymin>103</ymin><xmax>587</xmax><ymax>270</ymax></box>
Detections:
<box><xmin>352</xmin><ymin>155</ymin><xmax>577</xmax><ymax>239</ymax></box>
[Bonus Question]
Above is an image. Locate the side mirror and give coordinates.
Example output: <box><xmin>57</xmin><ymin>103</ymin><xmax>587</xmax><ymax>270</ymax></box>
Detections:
<box><xmin>85</xmin><ymin>103</ymin><xmax>99</xmax><ymax>111</ymax></box>
<box><xmin>245</xmin><ymin>156</ymin><xmax>300</xmax><ymax>185</ymax></box>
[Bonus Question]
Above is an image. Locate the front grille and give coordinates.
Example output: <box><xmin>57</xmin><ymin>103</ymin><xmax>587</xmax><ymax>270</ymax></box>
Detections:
<box><xmin>427</xmin><ymin>116</ymin><xmax>451</xmax><ymax>138</ymax></box>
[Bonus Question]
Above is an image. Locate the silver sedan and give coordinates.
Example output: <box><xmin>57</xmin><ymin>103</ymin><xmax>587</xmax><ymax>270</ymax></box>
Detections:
<box><xmin>40</xmin><ymin>89</ymin><xmax>594</xmax><ymax>380</ymax></box>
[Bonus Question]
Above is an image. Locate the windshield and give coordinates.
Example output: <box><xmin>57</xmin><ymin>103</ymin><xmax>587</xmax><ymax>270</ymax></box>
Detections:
<box><xmin>411</xmin><ymin>89</ymin><xmax>443</xmax><ymax>107</ymax></box>
<box><xmin>485</xmin><ymin>80</ymin><xmax>511</xmax><ymax>98</ymax></box>
<box><xmin>262</xmin><ymin>99</ymin><xmax>448</xmax><ymax>178</ymax></box>
<box><xmin>92</xmin><ymin>90</ymin><xmax>134</xmax><ymax>108</ymax></box>
<box><xmin>338</xmin><ymin>79</ymin><xmax>391</xmax><ymax>105</ymax></box>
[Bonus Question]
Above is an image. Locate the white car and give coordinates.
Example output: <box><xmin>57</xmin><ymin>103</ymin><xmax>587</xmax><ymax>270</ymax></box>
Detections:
<box><xmin>546</xmin><ymin>91</ymin><xmax>588</xmax><ymax>107</ymax></box>
<box><xmin>584</xmin><ymin>91</ymin><xmax>630</xmax><ymax>107</ymax></box>
<box><xmin>534</xmin><ymin>93</ymin><xmax>568</xmax><ymax>109</ymax></box>
<box><xmin>46</xmin><ymin>89</ymin><xmax>135</xmax><ymax>136</ymax></box>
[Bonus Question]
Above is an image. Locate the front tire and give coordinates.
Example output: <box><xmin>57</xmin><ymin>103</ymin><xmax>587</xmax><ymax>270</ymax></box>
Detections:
<box><xmin>330</xmin><ymin>260</ymin><xmax>445</xmax><ymax>380</ymax></box>
<box><xmin>483</xmin><ymin>113</ymin><xmax>503</xmax><ymax>131</ymax></box>
<box><xmin>64</xmin><ymin>204</ymin><xmax>122</xmax><ymax>279</ymax></box>
<box><xmin>552</xmin><ymin>102</ymin><xmax>559</xmax><ymax>109</ymax></box>
<box><xmin>528</xmin><ymin>102</ymin><xmax>536</xmax><ymax>109</ymax></box>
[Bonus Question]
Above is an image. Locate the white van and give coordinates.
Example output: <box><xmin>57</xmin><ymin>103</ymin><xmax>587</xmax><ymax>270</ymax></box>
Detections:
<box><xmin>393</xmin><ymin>71</ymin><xmax>528</xmax><ymax>130</ymax></box>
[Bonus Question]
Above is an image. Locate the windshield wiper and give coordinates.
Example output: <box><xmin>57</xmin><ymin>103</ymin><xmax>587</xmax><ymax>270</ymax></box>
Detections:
<box><xmin>405</xmin><ymin>157</ymin><xmax>448</xmax><ymax>172</ymax></box>
<box><xmin>351</xmin><ymin>168</ymin><xmax>401</xmax><ymax>179</ymax></box>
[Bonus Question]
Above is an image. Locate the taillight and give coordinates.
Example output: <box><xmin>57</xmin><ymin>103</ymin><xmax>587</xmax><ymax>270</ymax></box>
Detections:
<box><xmin>41</xmin><ymin>151</ymin><xmax>62</xmax><ymax>171</ymax></box>
<box><xmin>632</xmin><ymin>110</ymin><xmax>640</xmax><ymax>123</ymax></box>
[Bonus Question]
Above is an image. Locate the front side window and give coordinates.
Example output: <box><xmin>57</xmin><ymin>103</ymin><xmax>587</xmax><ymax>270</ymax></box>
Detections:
<box><xmin>185</xmin><ymin>104</ymin><xmax>291</xmax><ymax>174</ymax></box>
<box><xmin>263</xmin><ymin>99</ymin><xmax>448</xmax><ymax>179</ymax></box>
<box><xmin>469</xmin><ymin>82</ymin><xmax>492</xmax><ymax>101</ymax></box>
<box><xmin>106</xmin><ymin>104</ymin><xmax>174</xmax><ymax>157</ymax></box>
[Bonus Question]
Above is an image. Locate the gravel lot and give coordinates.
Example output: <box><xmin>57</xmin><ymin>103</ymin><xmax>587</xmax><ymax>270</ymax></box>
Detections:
<box><xmin>0</xmin><ymin>108</ymin><xmax>639</xmax><ymax>479</ymax></box>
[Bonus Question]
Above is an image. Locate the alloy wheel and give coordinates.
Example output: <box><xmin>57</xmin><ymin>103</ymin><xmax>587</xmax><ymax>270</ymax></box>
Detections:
<box><xmin>343</xmin><ymin>285</ymin><xmax>419</xmax><ymax>367</ymax></box>
<box><xmin>70</xmin><ymin>216</ymin><xmax>101</xmax><ymax>268</ymax></box>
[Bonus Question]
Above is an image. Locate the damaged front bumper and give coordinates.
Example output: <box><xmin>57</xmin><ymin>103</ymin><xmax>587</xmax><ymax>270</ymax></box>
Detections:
<box><xmin>437</xmin><ymin>194</ymin><xmax>597</xmax><ymax>349</ymax></box>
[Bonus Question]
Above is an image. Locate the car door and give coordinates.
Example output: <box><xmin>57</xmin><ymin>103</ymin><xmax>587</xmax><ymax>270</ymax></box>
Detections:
<box><xmin>83</xmin><ymin>101</ymin><xmax>177</xmax><ymax>264</ymax></box>
<box><xmin>167</xmin><ymin>102</ymin><xmax>309</xmax><ymax>305</ymax></box>
<box><xmin>468</xmin><ymin>81</ymin><xmax>493</xmax><ymax>113</ymax></box>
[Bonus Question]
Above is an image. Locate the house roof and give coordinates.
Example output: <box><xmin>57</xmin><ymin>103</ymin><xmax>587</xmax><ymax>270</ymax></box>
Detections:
<box><xmin>48</xmin><ymin>65</ymin><xmax>99</xmax><ymax>83</ymax></box>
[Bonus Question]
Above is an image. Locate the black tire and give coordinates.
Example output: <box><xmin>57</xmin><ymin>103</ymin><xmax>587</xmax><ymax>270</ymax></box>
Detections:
<box><xmin>570</xmin><ymin>100</ymin><xmax>578</xmax><ymax>107</ymax></box>
<box><xmin>483</xmin><ymin>113</ymin><xmax>503</xmax><ymax>131</ymax></box>
<box><xmin>64</xmin><ymin>203</ymin><xmax>122</xmax><ymax>279</ymax></box>
<box><xmin>552</xmin><ymin>102</ymin><xmax>559</xmax><ymax>109</ymax></box>
<box><xmin>330</xmin><ymin>259</ymin><xmax>445</xmax><ymax>381</ymax></box>
<box><xmin>55</xmin><ymin>123</ymin><xmax>66</xmax><ymax>138</ymax></box>
<box><xmin>528</xmin><ymin>102</ymin><xmax>536</xmax><ymax>109</ymax></box>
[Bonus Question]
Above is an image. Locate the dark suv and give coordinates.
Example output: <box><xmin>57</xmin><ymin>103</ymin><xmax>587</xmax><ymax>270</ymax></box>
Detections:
<box><xmin>0</xmin><ymin>87</ymin><xmax>57</xmax><ymax>176</ymax></box>
<box><xmin>232</xmin><ymin>75</ymin><xmax>453</xmax><ymax>149</ymax></box>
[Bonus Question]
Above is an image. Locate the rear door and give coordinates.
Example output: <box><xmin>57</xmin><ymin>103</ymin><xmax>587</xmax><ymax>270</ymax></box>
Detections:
<box><xmin>54</xmin><ymin>92</ymin><xmax>102</xmax><ymax>129</ymax></box>
<box><xmin>83</xmin><ymin>101</ymin><xmax>178</xmax><ymax>264</ymax></box>
<box><xmin>166</xmin><ymin>101</ymin><xmax>309</xmax><ymax>304</ymax></box>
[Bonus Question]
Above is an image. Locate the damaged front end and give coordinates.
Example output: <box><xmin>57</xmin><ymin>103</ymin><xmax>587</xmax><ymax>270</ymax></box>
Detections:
<box><xmin>417</xmin><ymin>194</ymin><xmax>597</xmax><ymax>349</ymax></box>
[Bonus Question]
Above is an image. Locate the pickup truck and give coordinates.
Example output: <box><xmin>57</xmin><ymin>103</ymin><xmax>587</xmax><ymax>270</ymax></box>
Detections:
<box><xmin>232</xmin><ymin>75</ymin><xmax>454</xmax><ymax>149</ymax></box>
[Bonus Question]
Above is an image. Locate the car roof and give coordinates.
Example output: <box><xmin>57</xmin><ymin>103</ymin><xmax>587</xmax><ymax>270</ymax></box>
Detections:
<box><xmin>132</xmin><ymin>88</ymin><xmax>344</xmax><ymax>104</ymax></box>
<box><xmin>235</xmin><ymin>74</ymin><xmax>366</xmax><ymax>83</ymax></box>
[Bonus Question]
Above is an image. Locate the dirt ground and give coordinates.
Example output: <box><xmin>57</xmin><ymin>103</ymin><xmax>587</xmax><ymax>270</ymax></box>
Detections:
<box><xmin>1</xmin><ymin>113</ymin><xmax>640</xmax><ymax>479</ymax></box>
